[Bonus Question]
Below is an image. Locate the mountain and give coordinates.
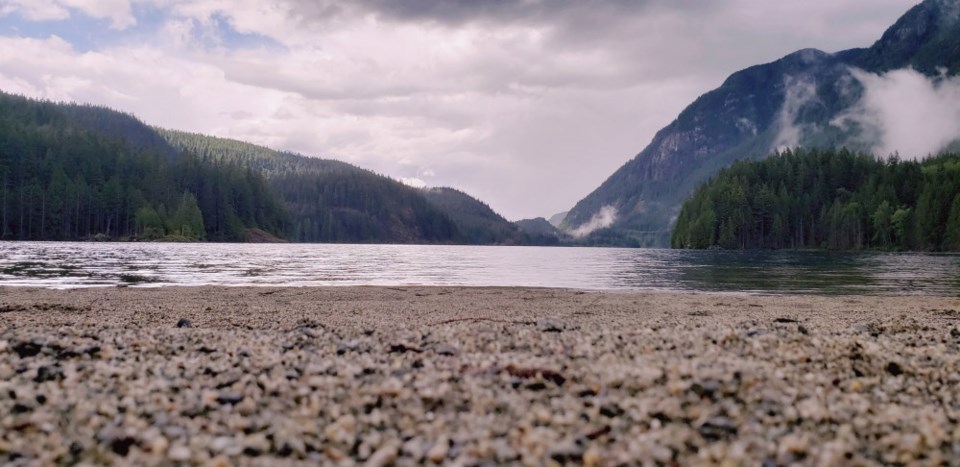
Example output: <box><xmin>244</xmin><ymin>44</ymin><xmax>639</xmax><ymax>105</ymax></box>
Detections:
<box><xmin>514</xmin><ymin>217</ymin><xmax>562</xmax><ymax>245</ymax></box>
<box><xmin>0</xmin><ymin>93</ymin><xmax>532</xmax><ymax>245</ymax></box>
<box><xmin>421</xmin><ymin>187</ymin><xmax>529</xmax><ymax>245</ymax></box>
<box><xmin>158</xmin><ymin>130</ymin><xmax>465</xmax><ymax>244</ymax></box>
<box><xmin>564</xmin><ymin>0</ymin><xmax>960</xmax><ymax>247</ymax></box>
<box><xmin>547</xmin><ymin>211</ymin><xmax>569</xmax><ymax>228</ymax></box>
<box><xmin>159</xmin><ymin>130</ymin><xmax>563</xmax><ymax>245</ymax></box>
<box><xmin>0</xmin><ymin>92</ymin><xmax>287</xmax><ymax>242</ymax></box>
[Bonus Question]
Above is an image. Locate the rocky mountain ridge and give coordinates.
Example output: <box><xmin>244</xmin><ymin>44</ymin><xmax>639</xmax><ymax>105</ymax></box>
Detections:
<box><xmin>563</xmin><ymin>0</ymin><xmax>960</xmax><ymax>247</ymax></box>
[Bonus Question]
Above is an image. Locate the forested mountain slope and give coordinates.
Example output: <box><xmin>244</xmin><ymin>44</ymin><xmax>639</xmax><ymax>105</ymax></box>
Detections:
<box><xmin>421</xmin><ymin>187</ymin><xmax>528</xmax><ymax>245</ymax></box>
<box><xmin>0</xmin><ymin>93</ymin><xmax>541</xmax><ymax>245</ymax></box>
<box><xmin>672</xmin><ymin>149</ymin><xmax>960</xmax><ymax>251</ymax></box>
<box><xmin>159</xmin><ymin>130</ymin><xmax>467</xmax><ymax>244</ymax></box>
<box><xmin>0</xmin><ymin>92</ymin><xmax>286</xmax><ymax>242</ymax></box>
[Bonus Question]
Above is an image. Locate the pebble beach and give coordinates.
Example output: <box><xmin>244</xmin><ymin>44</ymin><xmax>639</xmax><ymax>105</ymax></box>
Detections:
<box><xmin>1</xmin><ymin>286</ymin><xmax>959</xmax><ymax>466</ymax></box>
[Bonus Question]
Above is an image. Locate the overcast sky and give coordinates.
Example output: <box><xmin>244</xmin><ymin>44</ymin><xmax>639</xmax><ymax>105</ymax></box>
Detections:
<box><xmin>0</xmin><ymin>0</ymin><xmax>920</xmax><ymax>220</ymax></box>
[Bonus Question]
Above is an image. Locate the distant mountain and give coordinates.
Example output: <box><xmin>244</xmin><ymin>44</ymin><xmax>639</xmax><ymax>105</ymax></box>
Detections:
<box><xmin>514</xmin><ymin>217</ymin><xmax>562</xmax><ymax>245</ymax></box>
<box><xmin>0</xmin><ymin>93</ymin><xmax>534</xmax><ymax>245</ymax></box>
<box><xmin>421</xmin><ymin>187</ymin><xmax>528</xmax><ymax>245</ymax></box>
<box><xmin>159</xmin><ymin>130</ymin><xmax>463</xmax><ymax>244</ymax></box>
<box><xmin>547</xmin><ymin>211</ymin><xmax>568</xmax><ymax>228</ymax></box>
<box><xmin>565</xmin><ymin>0</ymin><xmax>960</xmax><ymax>247</ymax></box>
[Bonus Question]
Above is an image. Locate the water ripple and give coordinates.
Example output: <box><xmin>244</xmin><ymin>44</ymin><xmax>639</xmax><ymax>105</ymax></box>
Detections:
<box><xmin>0</xmin><ymin>242</ymin><xmax>958</xmax><ymax>295</ymax></box>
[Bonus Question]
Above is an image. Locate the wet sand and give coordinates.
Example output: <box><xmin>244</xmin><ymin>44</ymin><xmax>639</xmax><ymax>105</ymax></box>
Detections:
<box><xmin>1</xmin><ymin>286</ymin><xmax>959</xmax><ymax>465</ymax></box>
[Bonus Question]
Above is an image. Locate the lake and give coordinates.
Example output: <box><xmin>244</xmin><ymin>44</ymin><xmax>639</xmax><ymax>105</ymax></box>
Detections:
<box><xmin>0</xmin><ymin>241</ymin><xmax>958</xmax><ymax>295</ymax></box>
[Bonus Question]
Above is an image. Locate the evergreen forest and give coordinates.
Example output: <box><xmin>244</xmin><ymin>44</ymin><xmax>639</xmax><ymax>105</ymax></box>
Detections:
<box><xmin>0</xmin><ymin>93</ymin><xmax>287</xmax><ymax>242</ymax></box>
<box><xmin>0</xmin><ymin>92</ymin><xmax>542</xmax><ymax>245</ymax></box>
<box><xmin>671</xmin><ymin>148</ymin><xmax>960</xmax><ymax>251</ymax></box>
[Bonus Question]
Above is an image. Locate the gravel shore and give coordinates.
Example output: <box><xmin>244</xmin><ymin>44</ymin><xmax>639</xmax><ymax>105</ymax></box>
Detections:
<box><xmin>1</xmin><ymin>286</ymin><xmax>959</xmax><ymax>466</ymax></box>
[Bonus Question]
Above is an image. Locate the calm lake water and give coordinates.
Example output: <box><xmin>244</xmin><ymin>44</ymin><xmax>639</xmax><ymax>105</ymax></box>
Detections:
<box><xmin>0</xmin><ymin>241</ymin><xmax>958</xmax><ymax>295</ymax></box>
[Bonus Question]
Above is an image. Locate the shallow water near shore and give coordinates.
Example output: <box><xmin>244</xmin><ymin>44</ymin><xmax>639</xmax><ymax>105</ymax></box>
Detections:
<box><xmin>0</xmin><ymin>241</ymin><xmax>958</xmax><ymax>294</ymax></box>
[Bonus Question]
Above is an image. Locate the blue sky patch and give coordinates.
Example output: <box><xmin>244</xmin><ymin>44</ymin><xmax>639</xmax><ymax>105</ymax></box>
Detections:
<box><xmin>0</xmin><ymin>4</ymin><xmax>282</xmax><ymax>53</ymax></box>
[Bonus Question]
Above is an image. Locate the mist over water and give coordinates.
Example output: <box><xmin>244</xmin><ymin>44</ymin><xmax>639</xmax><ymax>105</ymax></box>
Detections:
<box><xmin>1</xmin><ymin>242</ymin><xmax>958</xmax><ymax>295</ymax></box>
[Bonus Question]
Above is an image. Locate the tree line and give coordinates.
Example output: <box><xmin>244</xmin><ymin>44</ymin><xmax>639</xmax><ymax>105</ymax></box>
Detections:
<box><xmin>672</xmin><ymin>148</ymin><xmax>960</xmax><ymax>251</ymax></box>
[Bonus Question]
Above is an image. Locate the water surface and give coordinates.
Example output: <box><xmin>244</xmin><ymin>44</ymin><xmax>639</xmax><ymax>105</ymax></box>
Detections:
<box><xmin>1</xmin><ymin>242</ymin><xmax>958</xmax><ymax>295</ymax></box>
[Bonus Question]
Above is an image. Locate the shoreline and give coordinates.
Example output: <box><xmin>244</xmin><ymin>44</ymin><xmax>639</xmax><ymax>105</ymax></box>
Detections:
<box><xmin>2</xmin><ymin>286</ymin><xmax>959</xmax><ymax>465</ymax></box>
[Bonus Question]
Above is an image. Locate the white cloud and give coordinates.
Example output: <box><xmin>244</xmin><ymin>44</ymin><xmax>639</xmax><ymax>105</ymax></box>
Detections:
<box><xmin>0</xmin><ymin>0</ymin><xmax>135</xmax><ymax>29</ymax></box>
<box><xmin>62</xmin><ymin>0</ymin><xmax>135</xmax><ymax>29</ymax></box>
<box><xmin>0</xmin><ymin>1</ymin><xmax>70</xmax><ymax>22</ymax></box>
<box><xmin>399</xmin><ymin>177</ymin><xmax>426</xmax><ymax>189</ymax></box>
<box><xmin>773</xmin><ymin>75</ymin><xmax>820</xmax><ymax>152</ymax></box>
<box><xmin>833</xmin><ymin>68</ymin><xmax>960</xmax><ymax>159</ymax></box>
<box><xmin>569</xmin><ymin>205</ymin><xmax>618</xmax><ymax>239</ymax></box>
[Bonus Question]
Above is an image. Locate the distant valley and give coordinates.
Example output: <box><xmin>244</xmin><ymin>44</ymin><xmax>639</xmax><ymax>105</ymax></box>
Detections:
<box><xmin>0</xmin><ymin>93</ymin><xmax>550</xmax><ymax>245</ymax></box>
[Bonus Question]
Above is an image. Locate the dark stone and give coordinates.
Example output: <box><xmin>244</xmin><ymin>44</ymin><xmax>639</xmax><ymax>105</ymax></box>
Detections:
<box><xmin>276</xmin><ymin>443</ymin><xmax>294</xmax><ymax>457</ymax></box>
<box><xmin>55</xmin><ymin>348</ymin><xmax>81</xmax><ymax>360</ymax></box>
<box><xmin>242</xmin><ymin>447</ymin><xmax>262</xmax><ymax>457</ymax></box>
<box><xmin>698</xmin><ymin>416</ymin><xmax>738</xmax><ymax>441</ymax></box>
<box><xmin>548</xmin><ymin>443</ymin><xmax>583</xmax><ymax>464</ymax></box>
<box><xmin>433</xmin><ymin>344</ymin><xmax>459</xmax><ymax>356</ymax></box>
<box><xmin>652</xmin><ymin>412</ymin><xmax>672</xmax><ymax>424</ymax></box>
<box><xmin>774</xmin><ymin>318</ymin><xmax>799</xmax><ymax>323</ymax></box>
<box><xmin>389</xmin><ymin>344</ymin><xmax>422</xmax><ymax>354</ymax></box>
<box><xmin>599</xmin><ymin>403</ymin><xmax>625</xmax><ymax>418</ymax></box>
<box><xmin>35</xmin><ymin>394</ymin><xmax>47</xmax><ymax>405</ymax></box>
<box><xmin>110</xmin><ymin>437</ymin><xmax>138</xmax><ymax>456</ymax></box>
<box><xmin>691</xmin><ymin>380</ymin><xmax>720</xmax><ymax>401</ymax></box>
<box><xmin>538</xmin><ymin>320</ymin><xmax>564</xmax><ymax>333</ymax></box>
<box><xmin>34</xmin><ymin>365</ymin><xmax>63</xmax><ymax>383</ymax></box>
<box><xmin>951</xmin><ymin>328</ymin><xmax>960</xmax><ymax>338</ymax></box>
<box><xmin>798</xmin><ymin>325</ymin><xmax>809</xmax><ymax>335</ymax></box>
<box><xmin>886</xmin><ymin>361</ymin><xmax>904</xmax><ymax>377</ymax></box>
<box><xmin>504</xmin><ymin>365</ymin><xmax>566</xmax><ymax>386</ymax></box>
<box><xmin>584</xmin><ymin>425</ymin><xmax>611</xmax><ymax>440</ymax></box>
<box><xmin>13</xmin><ymin>341</ymin><xmax>43</xmax><ymax>358</ymax></box>
<box><xmin>525</xmin><ymin>382</ymin><xmax>548</xmax><ymax>391</ymax></box>
<box><xmin>175</xmin><ymin>318</ymin><xmax>193</xmax><ymax>328</ymax></box>
<box><xmin>577</xmin><ymin>388</ymin><xmax>598</xmax><ymax>398</ymax></box>
<box><xmin>12</xmin><ymin>403</ymin><xmax>31</xmax><ymax>414</ymax></box>
<box><xmin>217</xmin><ymin>393</ymin><xmax>245</xmax><ymax>405</ymax></box>
<box><xmin>411</xmin><ymin>359</ymin><xmax>424</xmax><ymax>369</ymax></box>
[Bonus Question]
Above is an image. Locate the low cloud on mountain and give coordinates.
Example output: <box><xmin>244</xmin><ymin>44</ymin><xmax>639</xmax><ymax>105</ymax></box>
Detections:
<box><xmin>833</xmin><ymin>68</ymin><xmax>960</xmax><ymax>159</ymax></box>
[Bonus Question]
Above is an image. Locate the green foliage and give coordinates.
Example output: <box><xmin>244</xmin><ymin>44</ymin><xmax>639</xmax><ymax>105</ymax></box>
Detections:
<box><xmin>422</xmin><ymin>187</ymin><xmax>528</xmax><ymax>245</ymax></box>
<box><xmin>672</xmin><ymin>148</ymin><xmax>960</xmax><ymax>251</ymax></box>
<box><xmin>945</xmin><ymin>194</ymin><xmax>960</xmax><ymax>251</ymax></box>
<box><xmin>168</xmin><ymin>191</ymin><xmax>205</xmax><ymax>240</ymax></box>
<box><xmin>159</xmin><ymin>128</ymin><xmax>462</xmax><ymax>243</ymax></box>
<box><xmin>0</xmin><ymin>91</ymin><xmax>287</xmax><ymax>242</ymax></box>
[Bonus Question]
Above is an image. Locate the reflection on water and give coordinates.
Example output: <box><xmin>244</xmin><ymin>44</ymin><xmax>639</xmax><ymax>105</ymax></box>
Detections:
<box><xmin>0</xmin><ymin>241</ymin><xmax>958</xmax><ymax>295</ymax></box>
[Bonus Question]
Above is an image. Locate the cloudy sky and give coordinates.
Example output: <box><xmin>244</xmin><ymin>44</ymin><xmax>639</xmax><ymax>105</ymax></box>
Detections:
<box><xmin>0</xmin><ymin>0</ymin><xmax>920</xmax><ymax>220</ymax></box>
